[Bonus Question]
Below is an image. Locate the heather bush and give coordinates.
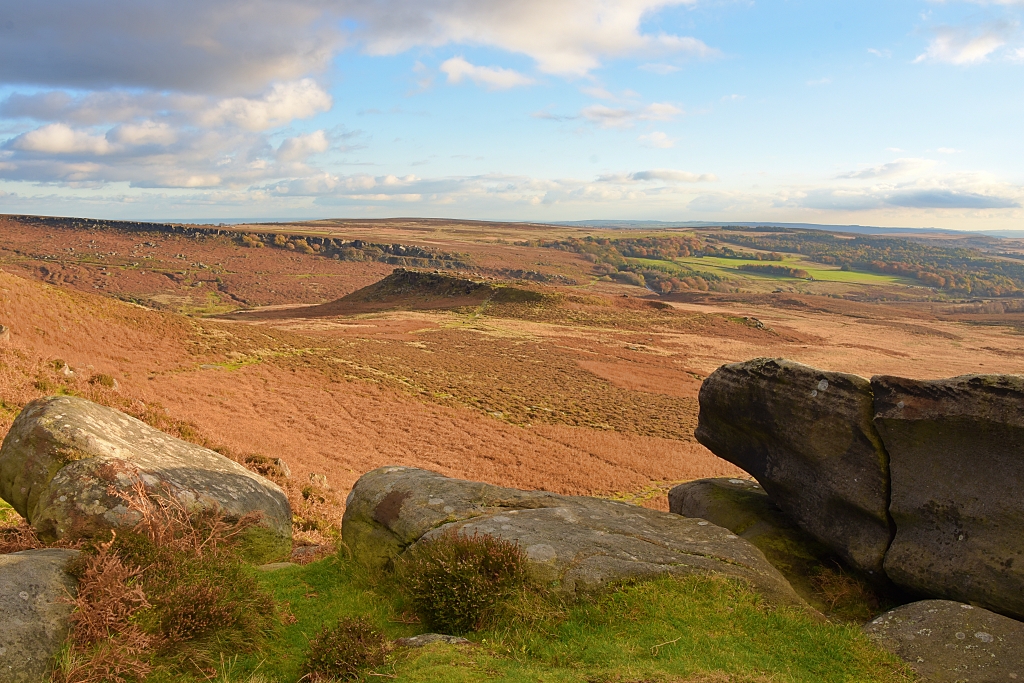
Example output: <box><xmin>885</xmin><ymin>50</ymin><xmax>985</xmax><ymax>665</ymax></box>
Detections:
<box><xmin>57</xmin><ymin>482</ymin><xmax>279</xmax><ymax>679</ymax></box>
<box><xmin>301</xmin><ymin>616</ymin><xmax>389</xmax><ymax>682</ymax></box>
<box><xmin>399</xmin><ymin>530</ymin><xmax>527</xmax><ymax>634</ymax></box>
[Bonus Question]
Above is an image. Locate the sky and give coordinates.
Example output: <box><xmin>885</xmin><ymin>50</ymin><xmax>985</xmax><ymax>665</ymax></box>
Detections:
<box><xmin>0</xmin><ymin>0</ymin><xmax>1022</xmax><ymax>229</ymax></box>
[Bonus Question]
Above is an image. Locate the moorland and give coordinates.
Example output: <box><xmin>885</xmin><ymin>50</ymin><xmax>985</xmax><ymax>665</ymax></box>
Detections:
<box><xmin>3</xmin><ymin>213</ymin><xmax>1024</xmax><ymax>682</ymax></box>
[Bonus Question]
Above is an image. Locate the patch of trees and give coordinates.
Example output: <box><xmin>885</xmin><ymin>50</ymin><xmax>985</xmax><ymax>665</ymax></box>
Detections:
<box><xmin>529</xmin><ymin>235</ymin><xmax>728</xmax><ymax>293</ymax></box>
<box><xmin>716</xmin><ymin>231</ymin><xmax>1024</xmax><ymax>297</ymax></box>
<box><xmin>702</xmin><ymin>244</ymin><xmax>784</xmax><ymax>261</ymax></box>
<box><xmin>737</xmin><ymin>264</ymin><xmax>810</xmax><ymax>278</ymax></box>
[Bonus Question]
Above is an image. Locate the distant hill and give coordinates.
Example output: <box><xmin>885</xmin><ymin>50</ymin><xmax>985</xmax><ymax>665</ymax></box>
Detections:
<box><xmin>550</xmin><ymin>220</ymin><xmax>1024</xmax><ymax>239</ymax></box>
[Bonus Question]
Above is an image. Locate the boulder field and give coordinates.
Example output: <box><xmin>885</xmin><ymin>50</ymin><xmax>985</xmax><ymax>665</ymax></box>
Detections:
<box><xmin>691</xmin><ymin>358</ymin><xmax>1024</xmax><ymax>621</ymax></box>
<box><xmin>0</xmin><ymin>396</ymin><xmax>291</xmax><ymax>545</ymax></box>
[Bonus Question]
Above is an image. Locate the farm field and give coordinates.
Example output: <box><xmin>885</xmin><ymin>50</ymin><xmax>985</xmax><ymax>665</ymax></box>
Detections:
<box><xmin>671</xmin><ymin>256</ymin><xmax>910</xmax><ymax>284</ymax></box>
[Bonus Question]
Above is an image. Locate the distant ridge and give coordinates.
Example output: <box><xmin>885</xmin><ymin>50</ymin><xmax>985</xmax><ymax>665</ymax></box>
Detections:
<box><xmin>551</xmin><ymin>220</ymin><xmax>1024</xmax><ymax>239</ymax></box>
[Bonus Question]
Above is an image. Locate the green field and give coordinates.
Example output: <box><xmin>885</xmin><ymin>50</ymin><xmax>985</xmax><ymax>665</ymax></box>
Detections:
<box><xmin>665</xmin><ymin>256</ymin><xmax>908</xmax><ymax>284</ymax></box>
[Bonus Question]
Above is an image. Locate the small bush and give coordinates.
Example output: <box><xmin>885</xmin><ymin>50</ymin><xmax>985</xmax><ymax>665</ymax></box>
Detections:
<box><xmin>301</xmin><ymin>617</ymin><xmax>389</xmax><ymax>682</ymax></box>
<box><xmin>54</xmin><ymin>534</ymin><xmax>152</xmax><ymax>683</ymax></box>
<box><xmin>59</xmin><ymin>482</ymin><xmax>279</xmax><ymax>677</ymax></box>
<box><xmin>88</xmin><ymin>373</ymin><xmax>117</xmax><ymax>389</ymax></box>
<box><xmin>400</xmin><ymin>530</ymin><xmax>527</xmax><ymax>634</ymax></box>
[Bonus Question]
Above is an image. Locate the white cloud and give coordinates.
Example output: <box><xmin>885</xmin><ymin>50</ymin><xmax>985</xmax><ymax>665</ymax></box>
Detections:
<box><xmin>638</xmin><ymin>131</ymin><xmax>677</xmax><ymax>148</ymax></box>
<box><xmin>351</xmin><ymin>0</ymin><xmax>715</xmax><ymax>77</ymax></box>
<box><xmin>639</xmin><ymin>63</ymin><xmax>681</xmax><ymax>74</ymax></box>
<box><xmin>915</xmin><ymin>24</ymin><xmax>1011</xmax><ymax>65</ymax></box>
<box><xmin>837</xmin><ymin>158</ymin><xmax>937</xmax><ymax>180</ymax></box>
<box><xmin>581</xmin><ymin>102</ymin><xmax>683</xmax><ymax>128</ymax></box>
<box><xmin>1</xmin><ymin>80</ymin><xmax>331</xmax><ymax>133</ymax></box>
<box><xmin>868</xmin><ymin>48</ymin><xmax>892</xmax><ymax>58</ymax></box>
<box><xmin>598</xmin><ymin>169</ymin><xmax>716</xmax><ymax>183</ymax></box>
<box><xmin>198</xmin><ymin>80</ymin><xmax>332</xmax><ymax>131</ymax></box>
<box><xmin>439</xmin><ymin>57</ymin><xmax>535</xmax><ymax>90</ymax></box>
<box><xmin>8</xmin><ymin>124</ymin><xmax>112</xmax><ymax>155</ymax></box>
<box><xmin>276</xmin><ymin>130</ymin><xmax>330</xmax><ymax>162</ymax></box>
<box><xmin>107</xmin><ymin>121</ymin><xmax>177</xmax><ymax>146</ymax></box>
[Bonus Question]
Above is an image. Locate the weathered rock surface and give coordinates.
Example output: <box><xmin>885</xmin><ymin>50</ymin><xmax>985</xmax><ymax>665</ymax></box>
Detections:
<box><xmin>864</xmin><ymin>600</ymin><xmax>1024</xmax><ymax>682</ymax></box>
<box><xmin>669</xmin><ymin>477</ymin><xmax>839</xmax><ymax>607</ymax></box>
<box><xmin>873</xmin><ymin>374</ymin><xmax>1024</xmax><ymax>620</ymax></box>
<box><xmin>0</xmin><ymin>396</ymin><xmax>291</xmax><ymax>543</ymax></box>
<box><xmin>0</xmin><ymin>548</ymin><xmax>80</xmax><ymax>683</ymax></box>
<box><xmin>694</xmin><ymin>358</ymin><xmax>893</xmax><ymax>577</ymax></box>
<box><xmin>342</xmin><ymin>467</ymin><xmax>806</xmax><ymax>605</ymax></box>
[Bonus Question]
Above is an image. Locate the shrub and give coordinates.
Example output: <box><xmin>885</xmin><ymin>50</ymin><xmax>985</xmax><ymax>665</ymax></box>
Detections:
<box><xmin>54</xmin><ymin>534</ymin><xmax>152</xmax><ymax>683</ymax></box>
<box><xmin>88</xmin><ymin>373</ymin><xmax>117</xmax><ymax>389</ymax></box>
<box><xmin>399</xmin><ymin>530</ymin><xmax>527</xmax><ymax>634</ymax></box>
<box><xmin>301</xmin><ymin>617</ymin><xmax>389</xmax><ymax>682</ymax></box>
<box><xmin>59</xmin><ymin>482</ymin><xmax>279</xmax><ymax>678</ymax></box>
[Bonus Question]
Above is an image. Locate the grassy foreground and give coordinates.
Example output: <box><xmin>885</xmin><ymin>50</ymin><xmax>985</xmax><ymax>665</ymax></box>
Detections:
<box><xmin>201</xmin><ymin>556</ymin><xmax>914</xmax><ymax>683</ymax></box>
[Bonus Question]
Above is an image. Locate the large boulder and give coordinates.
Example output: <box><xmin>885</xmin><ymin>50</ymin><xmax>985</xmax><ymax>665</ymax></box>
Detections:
<box><xmin>342</xmin><ymin>466</ymin><xmax>806</xmax><ymax>606</ymax></box>
<box><xmin>669</xmin><ymin>478</ymin><xmax>838</xmax><ymax>607</ymax></box>
<box><xmin>873</xmin><ymin>374</ymin><xmax>1024</xmax><ymax>620</ymax></box>
<box><xmin>0</xmin><ymin>548</ymin><xmax>80</xmax><ymax>683</ymax></box>
<box><xmin>0</xmin><ymin>396</ymin><xmax>291</xmax><ymax>544</ymax></box>
<box><xmin>694</xmin><ymin>359</ymin><xmax>893</xmax><ymax>577</ymax></box>
<box><xmin>864</xmin><ymin>600</ymin><xmax>1024</xmax><ymax>682</ymax></box>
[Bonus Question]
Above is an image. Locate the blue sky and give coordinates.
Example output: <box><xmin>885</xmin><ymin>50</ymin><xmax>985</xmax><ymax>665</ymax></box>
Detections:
<box><xmin>0</xmin><ymin>0</ymin><xmax>1022</xmax><ymax>229</ymax></box>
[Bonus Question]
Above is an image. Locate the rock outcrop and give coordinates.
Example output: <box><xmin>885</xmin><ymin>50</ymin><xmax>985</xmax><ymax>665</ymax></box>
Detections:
<box><xmin>0</xmin><ymin>548</ymin><xmax>80</xmax><ymax>683</ymax></box>
<box><xmin>864</xmin><ymin>600</ymin><xmax>1024</xmax><ymax>682</ymax></box>
<box><xmin>0</xmin><ymin>396</ymin><xmax>291</xmax><ymax>544</ymax></box>
<box><xmin>342</xmin><ymin>467</ymin><xmax>806</xmax><ymax>606</ymax></box>
<box><xmin>668</xmin><ymin>477</ymin><xmax>839</xmax><ymax>607</ymax></box>
<box><xmin>694</xmin><ymin>359</ymin><xmax>893</xmax><ymax>576</ymax></box>
<box><xmin>873</xmin><ymin>374</ymin><xmax>1024</xmax><ymax>620</ymax></box>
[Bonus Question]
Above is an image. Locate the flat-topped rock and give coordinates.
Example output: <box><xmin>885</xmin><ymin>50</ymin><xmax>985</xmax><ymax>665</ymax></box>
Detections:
<box><xmin>694</xmin><ymin>358</ymin><xmax>893</xmax><ymax>577</ymax></box>
<box><xmin>864</xmin><ymin>600</ymin><xmax>1024</xmax><ymax>682</ymax></box>
<box><xmin>873</xmin><ymin>374</ymin><xmax>1024</xmax><ymax>620</ymax></box>
<box><xmin>0</xmin><ymin>396</ymin><xmax>291</xmax><ymax>544</ymax></box>
<box><xmin>342</xmin><ymin>467</ymin><xmax>806</xmax><ymax>605</ymax></box>
<box><xmin>0</xmin><ymin>548</ymin><xmax>80</xmax><ymax>683</ymax></box>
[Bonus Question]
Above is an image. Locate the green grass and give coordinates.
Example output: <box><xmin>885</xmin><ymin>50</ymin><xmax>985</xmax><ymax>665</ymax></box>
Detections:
<box><xmin>203</xmin><ymin>556</ymin><xmax>914</xmax><ymax>683</ymax></box>
<box><xmin>672</xmin><ymin>257</ymin><xmax>907</xmax><ymax>284</ymax></box>
<box><xmin>0</xmin><ymin>498</ymin><xmax>18</xmax><ymax>527</ymax></box>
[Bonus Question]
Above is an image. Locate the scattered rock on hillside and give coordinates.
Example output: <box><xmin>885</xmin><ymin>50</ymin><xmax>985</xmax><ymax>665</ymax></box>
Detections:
<box><xmin>864</xmin><ymin>600</ymin><xmax>1024</xmax><ymax>682</ymax></box>
<box><xmin>669</xmin><ymin>478</ymin><xmax>841</xmax><ymax>609</ymax></box>
<box><xmin>694</xmin><ymin>358</ymin><xmax>892</xmax><ymax>577</ymax></box>
<box><xmin>0</xmin><ymin>548</ymin><xmax>80</xmax><ymax>683</ymax></box>
<box><xmin>343</xmin><ymin>467</ymin><xmax>806</xmax><ymax>606</ymax></box>
<box><xmin>0</xmin><ymin>396</ymin><xmax>291</xmax><ymax>545</ymax></box>
<box><xmin>394</xmin><ymin>634</ymin><xmax>471</xmax><ymax>649</ymax></box>
<box><xmin>873</xmin><ymin>374</ymin><xmax>1024</xmax><ymax>620</ymax></box>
